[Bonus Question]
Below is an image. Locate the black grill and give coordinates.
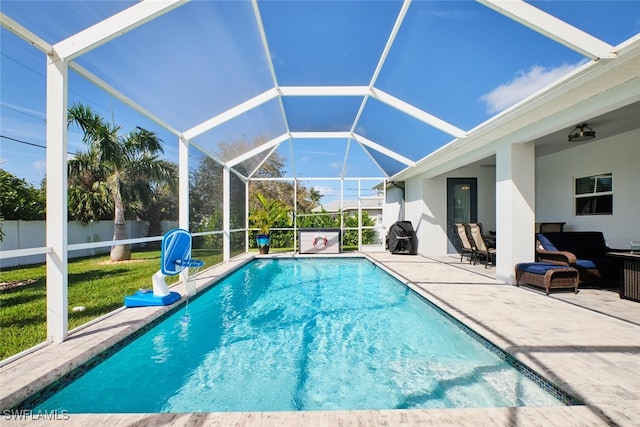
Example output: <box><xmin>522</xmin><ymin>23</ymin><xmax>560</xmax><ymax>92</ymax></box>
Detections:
<box><xmin>387</xmin><ymin>221</ymin><xmax>417</xmax><ymax>255</ymax></box>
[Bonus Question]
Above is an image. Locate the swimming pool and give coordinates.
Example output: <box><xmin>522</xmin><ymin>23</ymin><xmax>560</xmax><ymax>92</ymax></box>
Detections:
<box><xmin>28</xmin><ymin>257</ymin><xmax>576</xmax><ymax>412</ymax></box>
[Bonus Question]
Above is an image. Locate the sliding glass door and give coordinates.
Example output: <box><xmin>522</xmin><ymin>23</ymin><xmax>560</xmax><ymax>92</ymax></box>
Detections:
<box><xmin>447</xmin><ymin>178</ymin><xmax>477</xmax><ymax>253</ymax></box>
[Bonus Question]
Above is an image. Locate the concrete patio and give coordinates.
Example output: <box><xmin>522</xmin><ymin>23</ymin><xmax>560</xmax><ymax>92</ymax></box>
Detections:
<box><xmin>1</xmin><ymin>252</ymin><xmax>638</xmax><ymax>426</ymax></box>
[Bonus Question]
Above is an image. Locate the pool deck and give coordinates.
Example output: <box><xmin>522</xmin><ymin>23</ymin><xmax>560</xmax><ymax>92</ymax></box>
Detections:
<box><xmin>1</xmin><ymin>252</ymin><xmax>639</xmax><ymax>426</ymax></box>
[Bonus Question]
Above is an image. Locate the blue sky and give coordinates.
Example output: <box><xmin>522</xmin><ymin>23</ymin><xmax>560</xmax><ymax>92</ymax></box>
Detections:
<box><xmin>1</xmin><ymin>1</ymin><xmax>640</xmax><ymax>203</ymax></box>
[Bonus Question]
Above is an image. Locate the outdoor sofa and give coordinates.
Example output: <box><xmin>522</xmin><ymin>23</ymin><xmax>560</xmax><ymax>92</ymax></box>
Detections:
<box><xmin>536</xmin><ymin>231</ymin><xmax>622</xmax><ymax>286</ymax></box>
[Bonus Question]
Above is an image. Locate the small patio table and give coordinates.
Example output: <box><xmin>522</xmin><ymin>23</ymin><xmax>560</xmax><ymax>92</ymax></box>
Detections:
<box><xmin>607</xmin><ymin>252</ymin><xmax>640</xmax><ymax>302</ymax></box>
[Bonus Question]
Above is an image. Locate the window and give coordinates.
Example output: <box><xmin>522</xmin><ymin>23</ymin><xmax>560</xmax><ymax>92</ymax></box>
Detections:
<box><xmin>575</xmin><ymin>173</ymin><xmax>612</xmax><ymax>215</ymax></box>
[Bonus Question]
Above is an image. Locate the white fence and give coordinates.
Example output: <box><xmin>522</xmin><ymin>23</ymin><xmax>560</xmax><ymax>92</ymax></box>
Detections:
<box><xmin>0</xmin><ymin>220</ymin><xmax>178</xmax><ymax>268</ymax></box>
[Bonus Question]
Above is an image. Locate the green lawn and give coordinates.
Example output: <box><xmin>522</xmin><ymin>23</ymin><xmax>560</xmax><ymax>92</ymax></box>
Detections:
<box><xmin>0</xmin><ymin>249</ymin><xmax>222</xmax><ymax>360</ymax></box>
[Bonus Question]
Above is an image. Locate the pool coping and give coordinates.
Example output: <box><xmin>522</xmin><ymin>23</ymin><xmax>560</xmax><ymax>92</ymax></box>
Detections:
<box><xmin>2</xmin><ymin>252</ymin><xmax>639</xmax><ymax>426</ymax></box>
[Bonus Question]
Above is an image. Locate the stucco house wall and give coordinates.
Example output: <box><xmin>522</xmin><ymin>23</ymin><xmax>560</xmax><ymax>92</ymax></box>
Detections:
<box><xmin>398</xmin><ymin>128</ymin><xmax>638</xmax><ymax>256</ymax></box>
<box><xmin>402</xmin><ymin>163</ymin><xmax>497</xmax><ymax>256</ymax></box>
<box><xmin>535</xmin><ymin>128</ymin><xmax>640</xmax><ymax>249</ymax></box>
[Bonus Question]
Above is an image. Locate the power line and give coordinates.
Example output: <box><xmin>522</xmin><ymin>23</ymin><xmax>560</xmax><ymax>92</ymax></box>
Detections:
<box><xmin>0</xmin><ymin>103</ymin><xmax>46</xmax><ymax>122</ymax></box>
<box><xmin>1</xmin><ymin>52</ymin><xmax>45</xmax><ymax>78</ymax></box>
<box><xmin>1</xmin><ymin>134</ymin><xmax>45</xmax><ymax>149</ymax></box>
<box><xmin>0</xmin><ymin>134</ymin><xmax>74</xmax><ymax>155</ymax></box>
<box><xmin>2</xmin><ymin>53</ymin><xmax>143</xmax><ymax>131</ymax></box>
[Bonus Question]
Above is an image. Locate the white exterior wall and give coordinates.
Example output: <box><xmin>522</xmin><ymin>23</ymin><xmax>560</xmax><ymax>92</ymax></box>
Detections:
<box><xmin>420</xmin><ymin>176</ymin><xmax>447</xmax><ymax>256</ymax></box>
<box><xmin>403</xmin><ymin>163</ymin><xmax>497</xmax><ymax>256</ymax></box>
<box><xmin>388</xmin><ymin>129</ymin><xmax>638</xmax><ymax>264</ymax></box>
<box><xmin>450</xmin><ymin>163</ymin><xmax>497</xmax><ymax>234</ymax></box>
<box><xmin>384</xmin><ymin>185</ymin><xmax>404</xmax><ymax>229</ymax></box>
<box><xmin>0</xmin><ymin>220</ymin><xmax>178</xmax><ymax>268</ymax></box>
<box><xmin>536</xmin><ymin>129</ymin><xmax>640</xmax><ymax>249</ymax></box>
<box><xmin>0</xmin><ymin>221</ymin><xmax>47</xmax><ymax>266</ymax></box>
<box><xmin>403</xmin><ymin>175</ymin><xmax>426</xmax><ymax>255</ymax></box>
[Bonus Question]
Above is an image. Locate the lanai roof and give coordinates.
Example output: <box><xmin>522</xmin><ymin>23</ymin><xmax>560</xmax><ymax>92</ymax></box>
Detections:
<box><xmin>2</xmin><ymin>1</ymin><xmax>639</xmax><ymax>184</ymax></box>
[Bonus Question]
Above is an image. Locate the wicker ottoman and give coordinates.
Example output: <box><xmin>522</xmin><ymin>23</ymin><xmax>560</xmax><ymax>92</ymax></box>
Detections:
<box><xmin>515</xmin><ymin>262</ymin><xmax>579</xmax><ymax>295</ymax></box>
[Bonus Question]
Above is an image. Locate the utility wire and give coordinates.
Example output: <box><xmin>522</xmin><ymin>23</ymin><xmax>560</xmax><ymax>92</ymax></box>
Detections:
<box><xmin>2</xmin><ymin>53</ymin><xmax>141</xmax><ymax>130</ymax></box>
<box><xmin>0</xmin><ymin>103</ymin><xmax>46</xmax><ymax>122</ymax></box>
<box><xmin>1</xmin><ymin>52</ymin><xmax>45</xmax><ymax>78</ymax></box>
<box><xmin>1</xmin><ymin>134</ymin><xmax>45</xmax><ymax>149</ymax></box>
<box><xmin>0</xmin><ymin>134</ymin><xmax>74</xmax><ymax>155</ymax></box>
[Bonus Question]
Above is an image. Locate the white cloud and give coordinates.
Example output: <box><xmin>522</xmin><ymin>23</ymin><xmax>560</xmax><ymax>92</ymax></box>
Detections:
<box><xmin>480</xmin><ymin>61</ymin><xmax>587</xmax><ymax>114</ymax></box>
<box><xmin>302</xmin><ymin>150</ymin><xmax>338</xmax><ymax>156</ymax></box>
<box><xmin>418</xmin><ymin>8</ymin><xmax>475</xmax><ymax>21</ymax></box>
<box><xmin>33</xmin><ymin>160</ymin><xmax>46</xmax><ymax>171</ymax></box>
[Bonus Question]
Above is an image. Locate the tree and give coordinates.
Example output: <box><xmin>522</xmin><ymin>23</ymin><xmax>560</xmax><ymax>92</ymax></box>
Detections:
<box><xmin>0</xmin><ymin>169</ymin><xmax>46</xmax><ymax>221</ymax></box>
<box><xmin>141</xmin><ymin>175</ymin><xmax>179</xmax><ymax>248</ymax></box>
<box><xmin>296</xmin><ymin>209</ymin><xmax>336</xmax><ymax>229</ymax></box>
<box><xmin>309</xmin><ymin>188</ymin><xmax>323</xmax><ymax>205</ymax></box>
<box><xmin>249</xmin><ymin>193</ymin><xmax>292</xmax><ymax>235</ymax></box>
<box><xmin>189</xmin><ymin>156</ymin><xmax>224</xmax><ymax>232</ymax></box>
<box><xmin>67</xmin><ymin>149</ymin><xmax>112</xmax><ymax>223</ymax></box>
<box><xmin>0</xmin><ymin>169</ymin><xmax>46</xmax><ymax>241</ymax></box>
<box><xmin>343</xmin><ymin>211</ymin><xmax>376</xmax><ymax>248</ymax></box>
<box><xmin>67</xmin><ymin>103</ymin><xmax>177</xmax><ymax>261</ymax></box>
<box><xmin>189</xmin><ymin>136</ymin><xmax>293</xmax><ymax>230</ymax></box>
<box><xmin>188</xmin><ymin>135</ymin><xmax>323</xmax><ymax>251</ymax></box>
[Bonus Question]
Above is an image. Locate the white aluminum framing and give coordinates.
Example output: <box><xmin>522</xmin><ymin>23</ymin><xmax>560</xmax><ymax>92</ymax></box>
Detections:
<box><xmin>178</xmin><ymin>135</ymin><xmax>190</xmax><ymax>230</ymax></box>
<box><xmin>479</xmin><ymin>0</ymin><xmax>616</xmax><ymax>60</ymax></box>
<box><xmin>223</xmin><ymin>167</ymin><xmax>231</xmax><ymax>262</ymax></box>
<box><xmin>2</xmin><ymin>0</ymin><xmax>633</xmax><ymax>346</ymax></box>
<box><xmin>45</xmin><ymin>51</ymin><xmax>69</xmax><ymax>343</ymax></box>
<box><xmin>53</xmin><ymin>0</ymin><xmax>188</xmax><ymax>60</ymax></box>
<box><xmin>182</xmin><ymin>88</ymin><xmax>280</xmax><ymax>141</ymax></box>
<box><xmin>0</xmin><ymin>13</ymin><xmax>52</xmax><ymax>54</ymax></box>
<box><xmin>70</xmin><ymin>63</ymin><xmax>182</xmax><ymax>137</ymax></box>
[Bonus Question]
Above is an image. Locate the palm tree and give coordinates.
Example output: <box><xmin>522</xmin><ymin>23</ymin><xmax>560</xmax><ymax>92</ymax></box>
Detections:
<box><xmin>309</xmin><ymin>188</ymin><xmax>322</xmax><ymax>206</ymax></box>
<box><xmin>67</xmin><ymin>149</ymin><xmax>112</xmax><ymax>223</ymax></box>
<box><xmin>67</xmin><ymin>103</ymin><xmax>177</xmax><ymax>261</ymax></box>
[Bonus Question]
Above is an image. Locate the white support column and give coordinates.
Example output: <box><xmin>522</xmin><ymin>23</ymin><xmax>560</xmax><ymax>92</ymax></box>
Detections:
<box><xmin>245</xmin><ymin>180</ymin><xmax>250</xmax><ymax>253</ymax></box>
<box><xmin>495</xmin><ymin>141</ymin><xmax>536</xmax><ymax>284</ymax></box>
<box><xmin>357</xmin><ymin>179</ymin><xmax>362</xmax><ymax>251</ymax></box>
<box><xmin>46</xmin><ymin>51</ymin><xmax>68</xmax><ymax>343</ymax></box>
<box><xmin>223</xmin><ymin>167</ymin><xmax>230</xmax><ymax>262</ymax></box>
<box><xmin>382</xmin><ymin>179</ymin><xmax>388</xmax><ymax>242</ymax></box>
<box><xmin>178</xmin><ymin>136</ymin><xmax>189</xmax><ymax>230</ymax></box>
<box><xmin>178</xmin><ymin>135</ymin><xmax>190</xmax><ymax>286</ymax></box>
<box><xmin>293</xmin><ymin>179</ymin><xmax>298</xmax><ymax>250</ymax></box>
<box><xmin>340</xmin><ymin>179</ymin><xmax>344</xmax><ymax>238</ymax></box>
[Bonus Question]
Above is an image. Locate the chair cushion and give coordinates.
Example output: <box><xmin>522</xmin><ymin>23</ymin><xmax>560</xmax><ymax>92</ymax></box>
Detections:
<box><xmin>537</xmin><ymin>232</ymin><xmax>608</xmax><ymax>258</ymax></box>
<box><xmin>536</xmin><ymin>234</ymin><xmax>558</xmax><ymax>251</ymax></box>
<box><xmin>575</xmin><ymin>259</ymin><xmax>597</xmax><ymax>269</ymax></box>
<box><xmin>516</xmin><ymin>262</ymin><xmax>574</xmax><ymax>275</ymax></box>
<box><xmin>576</xmin><ymin>257</ymin><xmax>620</xmax><ymax>270</ymax></box>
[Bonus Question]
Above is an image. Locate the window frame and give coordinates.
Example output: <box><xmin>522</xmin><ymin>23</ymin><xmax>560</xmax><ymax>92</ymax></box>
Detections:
<box><xmin>574</xmin><ymin>172</ymin><xmax>613</xmax><ymax>216</ymax></box>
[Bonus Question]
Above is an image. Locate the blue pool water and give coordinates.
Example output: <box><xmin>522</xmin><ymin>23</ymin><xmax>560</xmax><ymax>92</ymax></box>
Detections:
<box><xmin>31</xmin><ymin>258</ymin><xmax>573</xmax><ymax>412</ymax></box>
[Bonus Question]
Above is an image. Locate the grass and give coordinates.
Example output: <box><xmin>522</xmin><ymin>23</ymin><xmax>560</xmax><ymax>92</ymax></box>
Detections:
<box><xmin>0</xmin><ymin>248</ymin><xmax>222</xmax><ymax>360</ymax></box>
